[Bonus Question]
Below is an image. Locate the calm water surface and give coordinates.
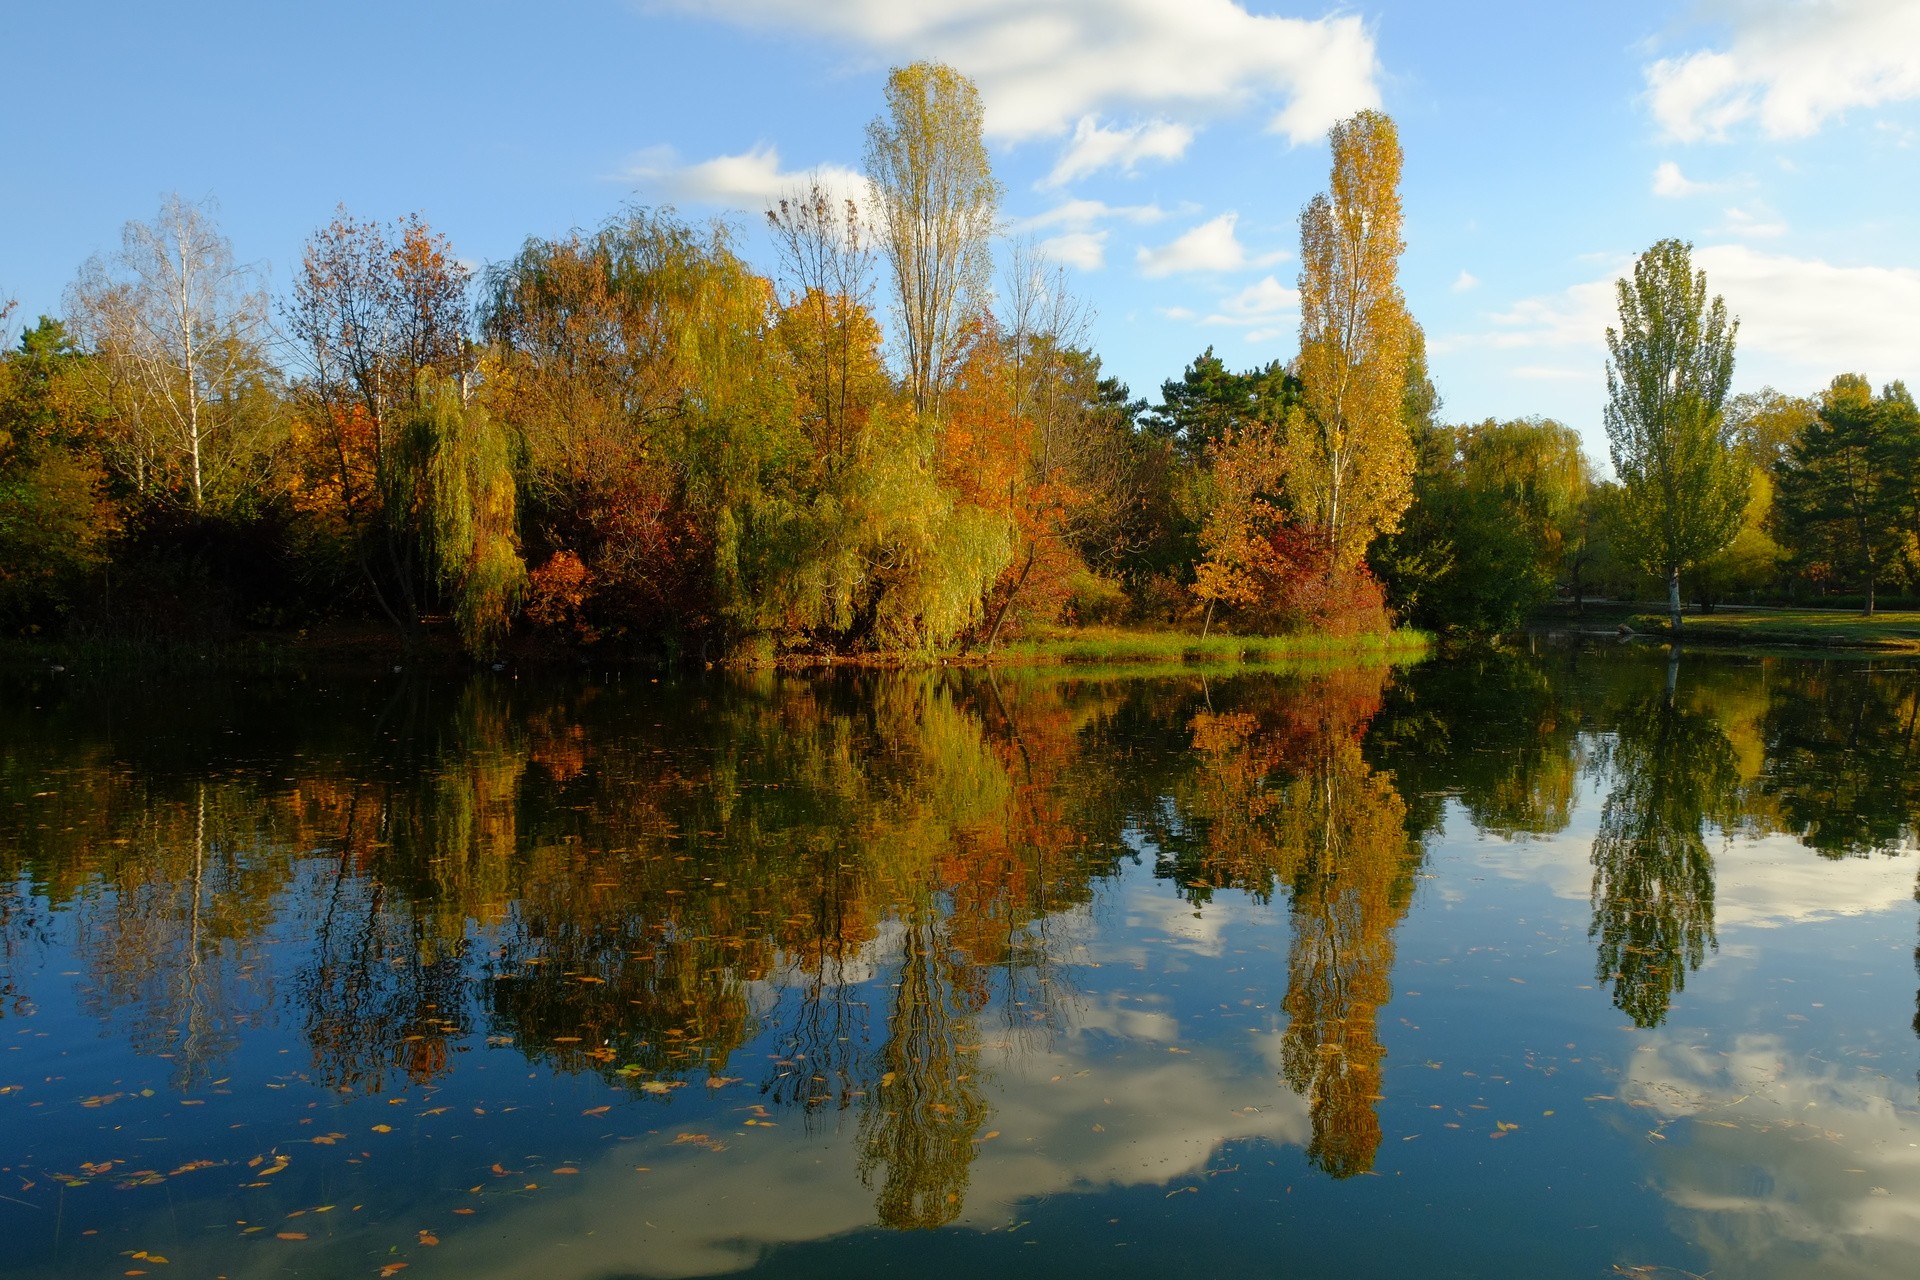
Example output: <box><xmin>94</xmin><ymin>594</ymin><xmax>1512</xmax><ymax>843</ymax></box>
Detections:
<box><xmin>3</xmin><ymin>644</ymin><xmax>1919</xmax><ymax>1278</ymax></box>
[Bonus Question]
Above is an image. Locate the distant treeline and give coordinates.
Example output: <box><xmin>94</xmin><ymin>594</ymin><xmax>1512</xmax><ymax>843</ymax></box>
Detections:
<box><xmin>1</xmin><ymin>62</ymin><xmax>1907</xmax><ymax>658</ymax></box>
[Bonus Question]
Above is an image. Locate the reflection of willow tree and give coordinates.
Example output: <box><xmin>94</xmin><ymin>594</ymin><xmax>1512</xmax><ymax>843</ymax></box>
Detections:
<box><xmin>1589</xmin><ymin>668</ymin><xmax>1743</xmax><ymax>1029</ymax></box>
<box><xmin>297</xmin><ymin>683</ymin><xmax>524</xmax><ymax>1090</ymax></box>
<box><xmin>1170</xmin><ymin>666</ymin><xmax>1421</xmax><ymax>1178</ymax></box>
<box><xmin>2</xmin><ymin>664</ymin><xmax>1132</xmax><ymax>1222</ymax></box>
<box><xmin>474</xmin><ymin>670</ymin><xmax>1118</xmax><ymax>1235</ymax></box>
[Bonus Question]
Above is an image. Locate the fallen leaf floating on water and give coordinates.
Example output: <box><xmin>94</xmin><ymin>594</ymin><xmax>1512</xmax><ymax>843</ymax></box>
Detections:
<box><xmin>371</xmin><ymin>1125</ymin><xmax>392</xmax><ymax>1134</ymax></box>
<box><xmin>417</xmin><ymin>1231</ymin><xmax>440</xmax><ymax>1246</ymax></box>
<box><xmin>378</xmin><ymin>1266</ymin><xmax>409</xmax><ymax>1278</ymax></box>
<box><xmin>275</xmin><ymin>1232</ymin><xmax>307</xmax><ymax>1241</ymax></box>
<box><xmin>582</xmin><ymin>1106</ymin><xmax>611</xmax><ymax>1117</ymax></box>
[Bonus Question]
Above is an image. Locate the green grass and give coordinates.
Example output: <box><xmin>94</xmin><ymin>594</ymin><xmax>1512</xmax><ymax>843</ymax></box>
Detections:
<box><xmin>1625</xmin><ymin>609</ymin><xmax>1920</xmax><ymax>650</ymax></box>
<box><xmin>986</xmin><ymin>624</ymin><xmax>1432</xmax><ymax>668</ymax></box>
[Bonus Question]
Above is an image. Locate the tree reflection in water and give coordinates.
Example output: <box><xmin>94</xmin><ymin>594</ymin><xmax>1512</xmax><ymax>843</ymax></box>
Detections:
<box><xmin>10</xmin><ymin>647</ymin><xmax>1920</xmax><ymax>1220</ymax></box>
<box><xmin>1587</xmin><ymin>658</ymin><xmax>1742</xmax><ymax>1029</ymax></box>
<box><xmin>1167</xmin><ymin>666</ymin><xmax>1421</xmax><ymax>1178</ymax></box>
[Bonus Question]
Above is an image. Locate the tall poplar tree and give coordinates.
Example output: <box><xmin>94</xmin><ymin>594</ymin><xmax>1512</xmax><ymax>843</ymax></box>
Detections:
<box><xmin>863</xmin><ymin>61</ymin><xmax>1001</xmax><ymax>417</ymax></box>
<box><xmin>1604</xmin><ymin>238</ymin><xmax>1744</xmax><ymax>636</ymax></box>
<box><xmin>1288</xmin><ymin>109</ymin><xmax>1416</xmax><ymax>577</ymax></box>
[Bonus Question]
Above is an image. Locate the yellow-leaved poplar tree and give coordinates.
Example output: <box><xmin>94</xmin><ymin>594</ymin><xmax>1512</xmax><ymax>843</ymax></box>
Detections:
<box><xmin>863</xmin><ymin>61</ymin><xmax>1001</xmax><ymax>418</ymax></box>
<box><xmin>1288</xmin><ymin>109</ymin><xmax>1416</xmax><ymax>574</ymax></box>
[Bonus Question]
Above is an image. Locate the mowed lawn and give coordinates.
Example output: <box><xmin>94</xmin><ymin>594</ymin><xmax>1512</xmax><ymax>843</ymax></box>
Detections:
<box><xmin>1631</xmin><ymin>609</ymin><xmax>1920</xmax><ymax>650</ymax></box>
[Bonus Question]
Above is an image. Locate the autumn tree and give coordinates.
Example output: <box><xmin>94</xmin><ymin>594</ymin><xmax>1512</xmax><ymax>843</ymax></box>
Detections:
<box><xmin>964</xmin><ymin>249</ymin><xmax>1139</xmax><ymax>648</ymax></box>
<box><xmin>286</xmin><ymin>209</ymin><xmax>472</xmax><ymax>636</ymax></box>
<box><xmin>66</xmin><ymin>195</ymin><xmax>280</xmax><ymax>510</ymax></box>
<box><xmin>864</xmin><ymin>61</ymin><xmax>1001</xmax><ymax>417</ymax></box>
<box><xmin>1604</xmin><ymin>238</ymin><xmax>1744</xmax><ymax>636</ymax></box>
<box><xmin>766</xmin><ymin>178</ymin><xmax>878</xmax><ymax>471</ymax></box>
<box><xmin>1288</xmin><ymin>110</ymin><xmax>1416</xmax><ymax>586</ymax></box>
<box><xmin>1192</xmin><ymin>421</ymin><xmax>1289</xmax><ymax>632</ymax></box>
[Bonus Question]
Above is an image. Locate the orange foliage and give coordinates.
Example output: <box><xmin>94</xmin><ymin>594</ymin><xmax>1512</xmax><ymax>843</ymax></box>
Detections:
<box><xmin>524</xmin><ymin>550</ymin><xmax>596</xmax><ymax>644</ymax></box>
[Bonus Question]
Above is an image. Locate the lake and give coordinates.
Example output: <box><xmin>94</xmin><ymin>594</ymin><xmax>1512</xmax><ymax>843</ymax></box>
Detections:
<box><xmin>3</xmin><ymin>642</ymin><xmax>1918</xmax><ymax>1278</ymax></box>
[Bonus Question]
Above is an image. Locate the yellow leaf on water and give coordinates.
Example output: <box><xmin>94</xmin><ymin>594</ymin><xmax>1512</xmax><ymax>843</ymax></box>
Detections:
<box><xmin>371</xmin><ymin>1125</ymin><xmax>393</xmax><ymax>1134</ymax></box>
<box><xmin>582</xmin><ymin>1106</ymin><xmax>611</xmax><ymax>1117</ymax></box>
<box><xmin>275</xmin><ymin>1232</ymin><xmax>307</xmax><ymax>1240</ymax></box>
<box><xmin>553</xmin><ymin>1168</ymin><xmax>580</xmax><ymax>1175</ymax></box>
<box><xmin>880</xmin><ymin>1072</ymin><xmax>897</xmax><ymax>1087</ymax></box>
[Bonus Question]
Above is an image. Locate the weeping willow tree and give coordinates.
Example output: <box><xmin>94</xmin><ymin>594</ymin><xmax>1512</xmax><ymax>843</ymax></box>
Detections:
<box><xmin>398</xmin><ymin>373</ymin><xmax>526</xmax><ymax>657</ymax></box>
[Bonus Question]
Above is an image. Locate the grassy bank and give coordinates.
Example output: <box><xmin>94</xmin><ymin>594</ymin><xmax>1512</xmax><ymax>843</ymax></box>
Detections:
<box><xmin>1625</xmin><ymin>609</ymin><xmax>1920</xmax><ymax>651</ymax></box>
<box><xmin>3</xmin><ymin>621</ymin><xmax>1432</xmax><ymax>678</ymax></box>
<box><xmin>986</xmin><ymin>624</ymin><xmax>1432</xmax><ymax>668</ymax></box>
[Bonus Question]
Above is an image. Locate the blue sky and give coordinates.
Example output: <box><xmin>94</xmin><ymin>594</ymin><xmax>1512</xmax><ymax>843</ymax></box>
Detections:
<box><xmin>6</xmin><ymin>0</ymin><xmax>1918</xmax><ymax>462</ymax></box>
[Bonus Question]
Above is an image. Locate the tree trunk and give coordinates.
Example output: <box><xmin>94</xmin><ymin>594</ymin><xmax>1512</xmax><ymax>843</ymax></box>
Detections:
<box><xmin>982</xmin><ymin>546</ymin><xmax>1035</xmax><ymax>655</ymax></box>
<box><xmin>1667</xmin><ymin>566</ymin><xmax>1683</xmax><ymax>637</ymax></box>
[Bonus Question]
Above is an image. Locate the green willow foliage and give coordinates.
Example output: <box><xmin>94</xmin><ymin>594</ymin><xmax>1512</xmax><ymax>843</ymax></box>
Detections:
<box><xmin>406</xmin><ymin>375</ymin><xmax>526</xmax><ymax>657</ymax></box>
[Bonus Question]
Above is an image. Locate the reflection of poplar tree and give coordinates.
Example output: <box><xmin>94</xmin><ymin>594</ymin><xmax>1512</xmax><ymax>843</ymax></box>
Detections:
<box><xmin>1590</xmin><ymin>685</ymin><xmax>1741</xmax><ymax>1028</ymax></box>
<box><xmin>857</xmin><ymin>899</ymin><xmax>989</xmax><ymax>1228</ymax></box>
<box><xmin>1168</xmin><ymin>668</ymin><xmax>1420</xmax><ymax>1179</ymax></box>
<box><xmin>1276</xmin><ymin>737</ymin><xmax>1417</xmax><ymax>1179</ymax></box>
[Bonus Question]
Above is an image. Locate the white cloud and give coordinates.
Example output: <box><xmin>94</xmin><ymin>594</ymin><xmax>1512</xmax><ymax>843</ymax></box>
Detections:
<box><xmin>620</xmin><ymin>142</ymin><xmax>867</xmax><ymax>209</ymax></box>
<box><xmin>1135</xmin><ymin>212</ymin><xmax>1285</xmax><ymax>278</ymax></box>
<box><xmin>1038</xmin><ymin>229</ymin><xmax>1107</xmax><ymax>270</ymax></box>
<box><xmin>1011</xmin><ymin>198</ymin><xmax>1167</xmax><ymax>233</ymax></box>
<box><xmin>1622</xmin><ymin>1031</ymin><xmax>1920</xmax><ymax>1279</ymax></box>
<box><xmin>1647</xmin><ymin>0</ymin><xmax>1920</xmax><ymax>141</ymax></box>
<box><xmin>1652</xmin><ymin>160</ymin><xmax>1716</xmax><ymax>198</ymax></box>
<box><xmin>1508</xmin><ymin>365</ymin><xmax>1593</xmax><ymax>382</ymax></box>
<box><xmin>1044</xmin><ymin>115</ymin><xmax>1194</xmax><ymax>186</ymax></box>
<box><xmin>1476</xmin><ymin>272</ymin><xmax>1623</xmax><ymax>352</ymax></box>
<box><xmin>1718</xmin><ymin>203</ymin><xmax>1788</xmax><ymax>238</ymax></box>
<box><xmin>652</xmin><ymin>0</ymin><xmax>1381</xmax><ymax>144</ymax></box>
<box><xmin>1451</xmin><ymin>269</ymin><xmax>1480</xmax><ymax>293</ymax></box>
<box><xmin>1203</xmin><ymin>273</ymin><xmax>1299</xmax><ymax>326</ymax></box>
<box><xmin>1457</xmin><ymin>244</ymin><xmax>1920</xmax><ymax>395</ymax></box>
<box><xmin>1698</xmin><ymin>242</ymin><xmax>1920</xmax><ymax>380</ymax></box>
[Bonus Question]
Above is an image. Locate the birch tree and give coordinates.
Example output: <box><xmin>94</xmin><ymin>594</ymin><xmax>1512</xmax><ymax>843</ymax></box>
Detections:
<box><xmin>67</xmin><ymin>196</ymin><xmax>277</xmax><ymax>509</ymax></box>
